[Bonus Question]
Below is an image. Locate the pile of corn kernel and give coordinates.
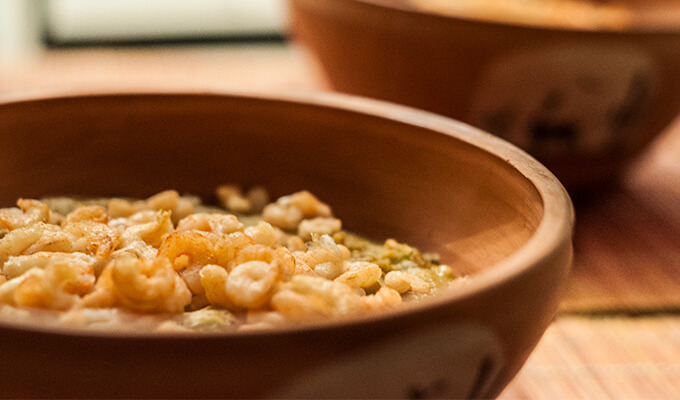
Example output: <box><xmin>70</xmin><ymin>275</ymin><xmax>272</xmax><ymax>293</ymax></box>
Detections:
<box><xmin>0</xmin><ymin>186</ymin><xmax>456</xmax><ymax>331</ymax></box>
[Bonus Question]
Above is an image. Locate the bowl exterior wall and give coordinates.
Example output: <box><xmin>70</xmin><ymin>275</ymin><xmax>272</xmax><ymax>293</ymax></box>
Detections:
<box><xmin>289</xmin><ymin>0</ymin><xmax>680</xmax><ymax>190</ymax></box>
<box><xmin>0</xmin><ymin>237</ymin><xmax>571</xmax><ymax>398</ymax></box>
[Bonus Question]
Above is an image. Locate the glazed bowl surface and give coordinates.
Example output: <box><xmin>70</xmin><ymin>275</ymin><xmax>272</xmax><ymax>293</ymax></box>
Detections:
<box><xmin>288</xmin><ymin>0</ymin><xmax>680</xmax><ymax>191</ymax></box>
<box><xmin>0</xmin><ymin>90</ymin><xmax>573</xmax><ymax>398</ymax></box>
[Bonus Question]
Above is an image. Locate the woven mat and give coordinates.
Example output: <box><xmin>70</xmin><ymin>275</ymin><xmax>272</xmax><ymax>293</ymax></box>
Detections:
<box><xmin>500</xmin><ymin>316</ymin><xmax>680</xmax><ymax>399</ymax></box>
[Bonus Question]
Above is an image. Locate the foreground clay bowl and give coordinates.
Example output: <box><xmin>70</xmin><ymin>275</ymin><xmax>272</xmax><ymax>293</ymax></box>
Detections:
<box><xmin>288</xmin><ymin>0</ymin><xmax>680</xmax><ymax>191</ymax></box>
<box><xmin>0</xmin><ymin>90</ymin><xmax>573</xmax><ymax>398</ymax></box>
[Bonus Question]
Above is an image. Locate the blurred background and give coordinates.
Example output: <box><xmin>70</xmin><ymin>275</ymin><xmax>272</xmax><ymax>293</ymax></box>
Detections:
<box><xmin>0</xmin><ymin>0</ymin><xmax>314</xmax><ymax>92</ymax></box>
<box><xmin>1</xmin><ymin>1</ymin><xmax>680</xmax><ymax>398</ymax></box>
<box><xmin>1</xmin><ymin>0</ymin><xmax>286</xmax><ymax>57</ymax></box>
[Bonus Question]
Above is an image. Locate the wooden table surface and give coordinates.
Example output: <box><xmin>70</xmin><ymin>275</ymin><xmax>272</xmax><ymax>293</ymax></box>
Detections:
<box><xmin>2</xmin><ymin>43</ymin><xmax>679</xmax><ymax>399</ymax></box>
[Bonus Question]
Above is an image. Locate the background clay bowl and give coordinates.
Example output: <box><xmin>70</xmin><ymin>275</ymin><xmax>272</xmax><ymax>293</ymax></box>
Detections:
<box><xmin>0</xmin><ymin>90</ymin><xmax>573</xmax><ymax>398</ymax></box>
<box><xmin>287</xmin><ymin>0</ymin><xmax>680</xmax><ymax>192</ymax></box>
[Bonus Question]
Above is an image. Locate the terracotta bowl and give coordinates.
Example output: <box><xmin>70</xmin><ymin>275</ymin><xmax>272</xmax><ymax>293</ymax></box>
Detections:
<box><xmin>0</xmin><ymin>90</ymin><xmax>573</xmax><ymax>398</ymax></box>
<box><xmin>288</xmin><ymin>0</ymin><xmax>680</xmax><ymax>191</ymax></box>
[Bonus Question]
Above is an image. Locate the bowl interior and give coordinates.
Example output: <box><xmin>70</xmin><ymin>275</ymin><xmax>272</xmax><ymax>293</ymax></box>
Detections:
<box><xmin>0</xmin><ymin>92</ymin><xmax>545</xmax><ymax>277</ymax></box>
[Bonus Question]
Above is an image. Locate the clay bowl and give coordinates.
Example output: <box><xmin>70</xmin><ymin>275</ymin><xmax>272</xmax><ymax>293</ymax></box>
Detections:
<box><xmin>288</xmin><ymin>0</ymin><xmax>680</xmax><ymax>191</ymax></box>
<box><xmin>0</xmin><ymin>90</ymin><xmax>573</xmax><ymax>398</ymax></box>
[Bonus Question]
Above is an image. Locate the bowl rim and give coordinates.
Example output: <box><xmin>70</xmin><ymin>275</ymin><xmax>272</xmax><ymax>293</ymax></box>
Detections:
<box><xmin>0</xmin><ymin>88</ymin><xmax>574</xmax><ymax>338</ymax></box>
<box><xmin>328</xmin><ymin>0</ymin><xmax>680</xmax><ymax>35</ymax></box>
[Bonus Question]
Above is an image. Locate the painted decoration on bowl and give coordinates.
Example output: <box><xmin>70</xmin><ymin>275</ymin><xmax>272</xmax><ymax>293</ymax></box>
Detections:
<box><xmin>469</xmin><ymin>44</ymin><xmax>657</xmax><ymax>159</ymax></box>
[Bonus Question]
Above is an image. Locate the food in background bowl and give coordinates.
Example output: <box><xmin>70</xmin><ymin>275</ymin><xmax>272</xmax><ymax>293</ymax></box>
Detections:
<box><xmin>409</xmin><ymin>0</ymin><xmax>633</xmax><ymax>30</ymax></box>
<box><xmin>0</xmin><ymin>186</ymin><xmax>459</xmax><ymax>332</ymax></box>
<box><xmin>408</xmin><ymin>0</ymin><xmax>680</xmax><ymax>30</ymax></box>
